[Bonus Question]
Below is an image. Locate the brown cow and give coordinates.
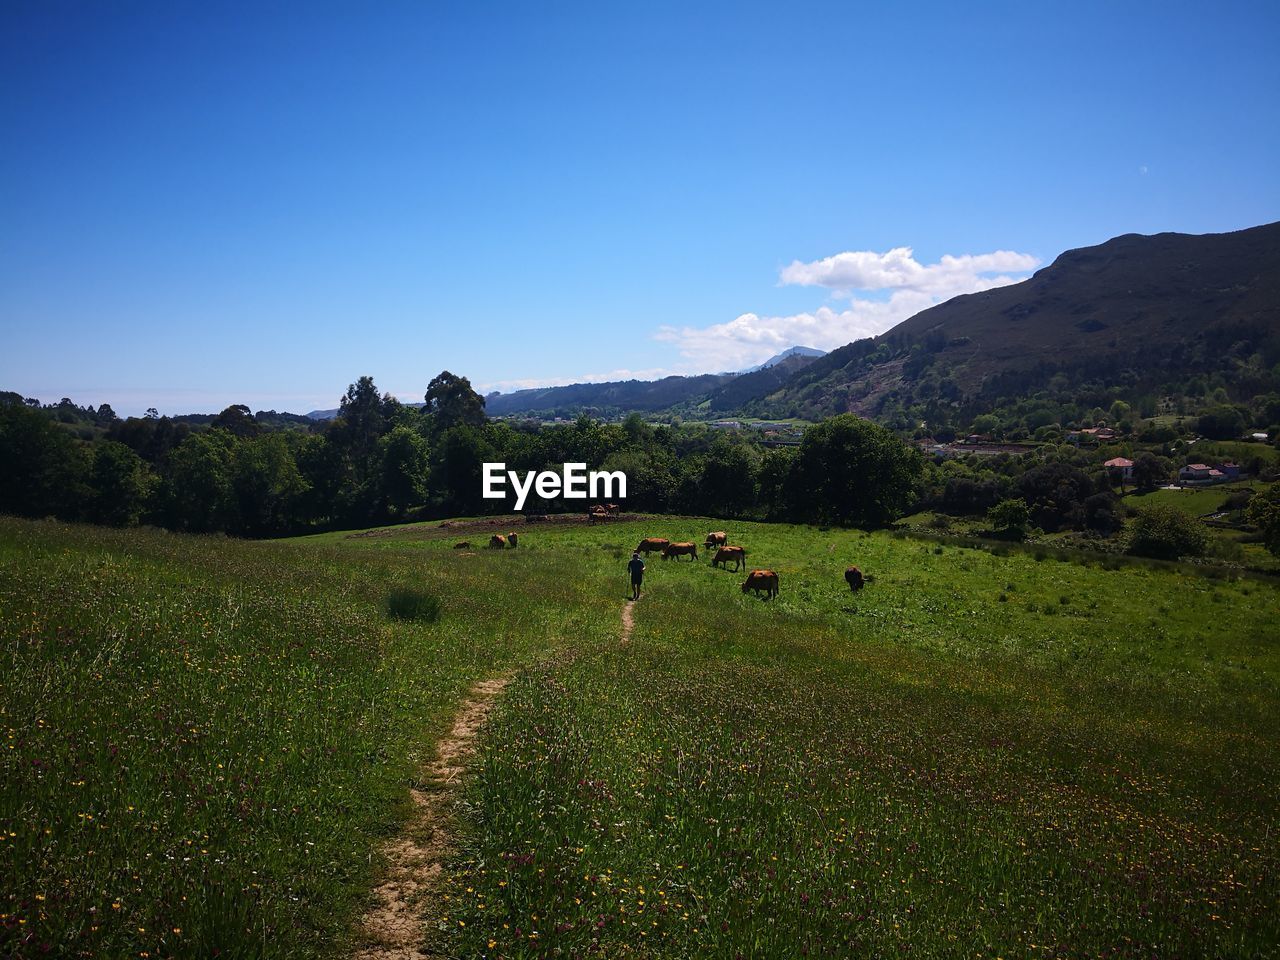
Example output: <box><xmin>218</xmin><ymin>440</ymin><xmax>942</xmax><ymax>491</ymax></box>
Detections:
<box><xmin>662</xmin><ymin>542</ymin><xmax>698</xmax><ymax>561</ymax></box>
<box><xmin>453</xmin><ymin>541</ymin><xmax>470</xmax><ymax>550</ymax></box>
<box><xmin>588</xmin><ymin>506</ymin><xmax>609</xmax><ymax>524</ymax></box>
<box><xmin>488</xmin><ymin>534</ymin><xmax>507</xmax><ymax>549</ymax></box>
<box><xmin>712</xmin><ymin>546</ymin><xmax>746</xmax><ymax>571</ymax></box>
<box><xmin>636</xmin><ymin>538</ymin><xmax>670</xmax><ymax>555</ymax></box>
<box><xmin>845</xmin><ymin>565</ymin><xmax>865</xmax><ymax>591</ymax></box>
<box><xmin>508</xmin><ymin>532</ymin><xmax>519</xmax><ymax>549</ymax></box>
<box><xmin>605</xmin><ymin>503</ymin><xmax>620</xmax><ymax>515</ymax></box>
<box><xmin>704</xmin><ymin>531</ymin><xmax>727</xmax><ymax>549</ymax></box>
<box><xmin>741</xmin><ymin>569</ymin><xmax>779</xmax><ymax>598</ymax></box>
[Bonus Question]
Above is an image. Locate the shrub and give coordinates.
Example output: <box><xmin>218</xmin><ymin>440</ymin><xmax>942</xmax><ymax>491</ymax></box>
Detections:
<box><xmin>1127</xmin><ymin>505</ymin><xmax>1209</xmax><ymax>560</ymax></box>
<box><xmin>987</xmin><ymin>498</ymin><xmax>1031</xmax><ymax>539</ymax></box>
<box><xmin>1245</xmin><ymin>484</ymin><xmax>1280</xmax><ymax>557</ymax></box>
<box><xmin>386</xmin><ymin>587</ymin><xmax>442</xmax><ymax>623</ymax></box>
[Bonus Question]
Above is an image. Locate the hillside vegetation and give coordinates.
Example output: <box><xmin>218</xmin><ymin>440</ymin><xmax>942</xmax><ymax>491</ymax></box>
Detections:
<box><xmin>5</xmin><ymin>514</ymin><xmax>1277</xmax><ymax>957</ymax></box>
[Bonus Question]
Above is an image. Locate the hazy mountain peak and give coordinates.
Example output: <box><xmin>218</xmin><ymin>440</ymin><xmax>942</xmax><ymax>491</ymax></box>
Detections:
<box><xmin>741</xmin><ymin>346</ymin><xmax>826</xmax><ymax>374</ymax></box>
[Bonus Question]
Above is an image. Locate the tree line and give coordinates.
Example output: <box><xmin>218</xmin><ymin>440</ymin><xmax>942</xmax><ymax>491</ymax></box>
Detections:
<box><xmin>0</xmin><ymin>374</ymin><xmax>925</xmax><ymax>537</ymax></box>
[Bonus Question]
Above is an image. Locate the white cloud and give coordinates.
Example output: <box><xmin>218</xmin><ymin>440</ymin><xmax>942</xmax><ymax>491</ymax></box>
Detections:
<box><xmin>659</xmin><ymin>245</ymin><xmax>1039</xmax><ymax>371</ymax></box>
<box><xmin>778</xmin><ymin>246</ymin><xmax>1039</xmax><ymax>295</ymax></box>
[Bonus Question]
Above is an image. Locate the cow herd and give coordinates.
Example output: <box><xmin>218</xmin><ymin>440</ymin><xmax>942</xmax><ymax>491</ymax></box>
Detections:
<box><xmin>634</xmin><ymin>530</ymin><xmax>868</xmax><ymax>601</ymax></box>
<box><xmin>455</xmin><ymin>525</ymin><xmax>869</xmax><ymax>601</ymax></box>
<box><xmin>588</xmin><ymin>503</ymin><xmax>622</xmax><ymax>523</ymax></box>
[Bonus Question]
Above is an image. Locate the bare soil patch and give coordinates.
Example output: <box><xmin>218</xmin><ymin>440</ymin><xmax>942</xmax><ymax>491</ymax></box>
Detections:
<box><xmin>353</xmin><ymin>677</ymin><xmax>508</xmax><ymax>959</ymax></box>
<box><xmin>347</xmin><ymin>513</ymin><xmax>647</xmax><ymax>542</ymax></box>
<box><xmin>621</xmin><ymin>600</ymin><xmax>635</xmax><ymax>643</ymax></box>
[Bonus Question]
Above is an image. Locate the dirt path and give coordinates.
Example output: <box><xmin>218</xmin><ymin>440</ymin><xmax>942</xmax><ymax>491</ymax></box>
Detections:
<box><xmin>354</xmin><ymin>677</ymin><xmax>508</xmax><ymax>960</ymax></box>
<box><xmin>621</xmin><ymin>600</ymin><xmax>635</xmax><ymax>643</ymax></box>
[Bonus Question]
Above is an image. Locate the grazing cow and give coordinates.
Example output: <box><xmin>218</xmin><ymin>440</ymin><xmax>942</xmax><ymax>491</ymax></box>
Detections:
<box><xmin>712</xmin><ymin>546</ymin><xmax>746</xmax><ymax>571</ymax></box>
<box><xmin>488</xmin><ymin>534</ymin><xmax>507</xmax><ymax>549</ymax></box>
<box><xmin>662</xmin><ymin>542</ymin><xmax>698</xmax><ymax>561</ymax></box>
<box><xmin>741</xmin><ymin>569</ymin><xmax>779</xmax><ymax>598</ymax></box>
<box><xmin>605</xmin><ymin>503</ymin><xmax>621</xmax><ymax>515</ymax></box>
<box><xmin>636</xmin><ymin>538</ymin><xmax>670</xmax><ymax>555</ymax></box>
<box><xmin>704</xmin><ymin>531</ymin><xmax>727</xmax><ymax>549</ymax></box>
<box><xmin>508</xmin><ymin>532</ymin><xmax>519</xmax><ymax>549</ymax></box>
<box><xmin>844</xmin><ymin>565</ymin><xmax>865</xmax><ymax>591</ymax></box>
<box><xmin>588</xmin><ymin>506</ymin><xmax>609</xmax><ymax>524</ymax></box>
<box><xmin>453</xmin><ymin>541</ymin><xmax>470</xmax><ymax>550</ymax></box>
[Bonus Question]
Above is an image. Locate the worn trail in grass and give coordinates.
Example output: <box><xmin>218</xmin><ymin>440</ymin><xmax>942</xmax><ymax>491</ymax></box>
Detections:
<box><xmin>355</xmin><ymin>676</ymin><xmax>508</xmax><ymax>960</ymax></box>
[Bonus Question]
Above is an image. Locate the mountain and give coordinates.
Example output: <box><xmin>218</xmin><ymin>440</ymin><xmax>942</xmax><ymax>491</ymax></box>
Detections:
<box><xmin>751</xmin><ymin>221</ymin><xmax>1280</xmax><ymax>419</ymax></box>
<box><xmin>741</xmin><ymin>346</ymin><xmax>825</xmax><ymax>373</ymax></box>
<box><xmin>483</xmin><ymin>347</ymin><xmax>825</xmax><ymax>419</ymax></box>
<box><xmin>483</xmin><ymin>373</ymin><xmax>734</xmax><ymax>418</ymax></box>
<box><xmin>306</xmin><ymin>402</ymin><xmax>424</xmax><ymax>421</ymax></box>
<box><xmin>699</xmin><ymin>349</ymin><xmax>825</xmax><ymax>413</ymax></box>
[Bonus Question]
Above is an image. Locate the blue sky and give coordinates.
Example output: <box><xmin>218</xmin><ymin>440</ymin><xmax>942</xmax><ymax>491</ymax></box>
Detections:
<box><xmin>2</xmin><ymin>0</ymin><xmax>1277</xmax><ymax>415</ymax></box>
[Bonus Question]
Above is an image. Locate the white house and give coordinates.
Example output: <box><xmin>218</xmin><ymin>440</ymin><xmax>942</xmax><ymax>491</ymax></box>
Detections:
<box><xmin>1104</xmin><ymin>456</ymin><xmax>1134</xmax><ymax>481</ymax></box>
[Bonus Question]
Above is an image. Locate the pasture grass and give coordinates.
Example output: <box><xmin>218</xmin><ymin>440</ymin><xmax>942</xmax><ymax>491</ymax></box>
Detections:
<box><xmin>4</xmin><ymin>514</ymin><xmax>1279</xmax><ymax>958</ymax></box>
<box><xmin>1123</xmin><ymin>480</ymin><xmax>1261</xmax><ymax>518</ymax></box>
<box><xmin>0</xmin><ymin>517</ymin><xmax>614</xmax><ymax>958</ymax></box>
<box><xmin>365</xmin><ymin>517</ymin><xmax>1278</xmax><ymax>959</ymax></box>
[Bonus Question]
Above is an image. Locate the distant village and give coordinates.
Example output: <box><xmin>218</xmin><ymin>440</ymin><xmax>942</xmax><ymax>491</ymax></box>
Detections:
<box><xmin>909</xmin><ymin>423</ymin><xmax>1271</xmax><ymax>487</ymax></box>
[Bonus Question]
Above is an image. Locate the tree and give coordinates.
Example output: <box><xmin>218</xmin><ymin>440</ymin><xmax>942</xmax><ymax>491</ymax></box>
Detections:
<box><xmin>89</xmin><ymin>441</ymin><xmax>153</xmax><ymax>526</ymax></box>
<box><xmin>293</xmin><ymin>433</ymin><xmax>347</xmax><ymax>524</ymax></box>
<box><xmin>621</xmin><ymin>412</ymin><xmax>653</xmax><ymax>446</ymax></box>
<box><xmin>790</xmin><ymin>415</ymin><xmax>924</xmax><ymax>527</ymax></box>
<box><xmin>1246</xmin><ymin>484</ymin><xmax>1280</xmax><ymax>557</ymax></box>
<box><xmin>756</xmin><ymin>447</ymin><xmax>797</xmax><ymax>521</ymax></box>
<box><xmin>987</xmin><ymin>498</ymin><xmax>1030</xmax><ymax>539</ymax></box>
<box><xmin>1127</xmin><ymin>505</ymin><xmax>1209</xmax><ymax>559</ymax></box>
<box><xmin>1197</xmin><ymin>405</ymin><xmax>1246</xmax><ymax>441</ymax></box>
<box><xmin>1013</xmin><ymin>462</ymin><xmax>1094</xmax><ymax>532</ymax></box>
<box><xmin>379</xmin><ymin>426</ymin><xmax>430</xmax><ymax>516</ymax></box>
<box><xmin>162</xmin><ymin>432</ymin><xmax>237</xmax><ymax>532</ymax></box>
<box><xmin>1082</xmin><ymin>491</ymin><xmax>1124</xmax><ymax>535</ymax></box>
<box><xmin>424</xmin><ymin>371</ymin><xmax>486</xmax><ymax>431</ymax></box>
<box><xmin>432</xmin><ymin>424</ymin><xmax>497</xmax><ymax>514</ymax></box>
<box><xmin>0</xmin><ymin>401</ymin><xmax>89</xmax><ymax>519</ymax></box>
<box><xmin>600</xmin><ymin>446</ymin><xmax>677</xmax><ymax>513</ymax></box>
<box><xmin>212</xmin><ymin>403</ymin><xmax>260</xmax><ymax>439</ymax></box>
<box><xmin>970</xmin><ymin>414</ymin><xmax>1000</xmax><ymax>436</ymax></box>
<box><xmin>232</xmin><ymin>434</ymin><xmax>309</xmax><ymax>534</ymax></box>
<box><xmin>697</xmin><ymin>440</ymin><xmax>759</xmax><ymax>518</ymax></box>
<box><xmin>1131</xmin><ymin>453</ymin><xmax>1168</xmax><ymax>491</ymax></box>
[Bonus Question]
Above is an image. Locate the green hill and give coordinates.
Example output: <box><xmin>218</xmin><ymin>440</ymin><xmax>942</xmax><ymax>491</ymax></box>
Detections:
<box><xmin>754</xmin><ymin>221</ymin><xmax>1280</xmax><ymax>420</ymax></box>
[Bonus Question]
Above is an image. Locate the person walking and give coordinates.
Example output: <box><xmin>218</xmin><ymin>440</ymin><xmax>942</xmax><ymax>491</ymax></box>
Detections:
<box><xmin>627</xmin><ymin>550</ymin><xmax>646</xmax><ymax>601</ymax></box>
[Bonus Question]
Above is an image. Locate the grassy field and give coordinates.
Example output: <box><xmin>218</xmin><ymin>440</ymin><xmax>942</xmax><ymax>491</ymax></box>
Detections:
<box><xmin>4</xmin><ymin>514</ymin><xmax>1279</xmax><ymax>958</ymax></box>
<box><xmin>1122</xmin><ymin>480</ymin><xmax>1261</xmax><ymax>518</ymax></box>
<box><xmin>0</xmin><ymin>518</ymin><xmax>614</xmax><ymax>958</ymax></box>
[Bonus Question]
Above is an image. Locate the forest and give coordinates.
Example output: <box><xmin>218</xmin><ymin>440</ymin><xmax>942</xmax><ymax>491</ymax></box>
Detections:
<box><xmin>0</xmin><ymin>373</ymin><xmax>923</xmax><ymax>536</ymax></box>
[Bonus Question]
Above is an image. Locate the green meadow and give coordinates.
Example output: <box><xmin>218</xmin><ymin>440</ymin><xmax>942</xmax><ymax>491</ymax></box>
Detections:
<box><xmin>3</xmin><ymin>514</ymin><xmax>1278</xmax><ymax>958</ymax></box>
